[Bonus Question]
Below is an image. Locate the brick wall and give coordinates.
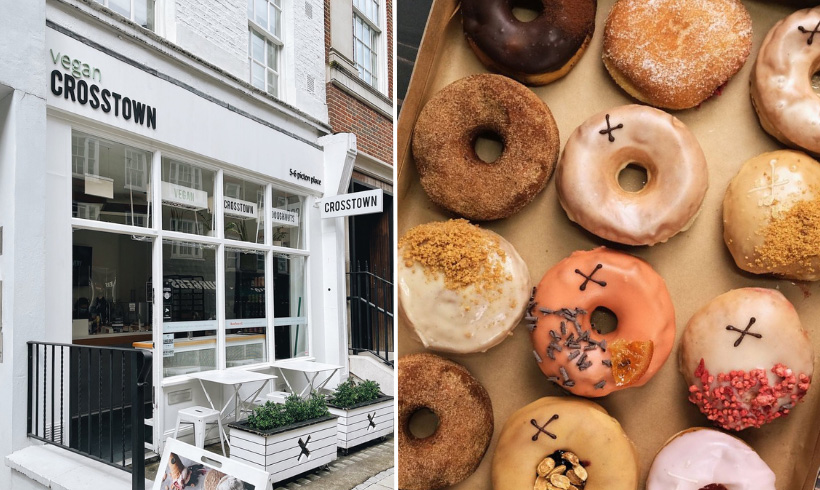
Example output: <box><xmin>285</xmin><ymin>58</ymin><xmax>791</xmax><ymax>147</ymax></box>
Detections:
<box><xmin>327</xmin><ymin>84</ymin><xmax>392</xmax><ymax>164</ymax></box>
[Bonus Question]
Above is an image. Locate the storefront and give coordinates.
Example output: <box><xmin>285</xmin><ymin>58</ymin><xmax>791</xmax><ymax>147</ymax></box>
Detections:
<box><xmin>32</xmin><ymin>8</ymin><xmax>357</xmax><ymax>456</ymax></box>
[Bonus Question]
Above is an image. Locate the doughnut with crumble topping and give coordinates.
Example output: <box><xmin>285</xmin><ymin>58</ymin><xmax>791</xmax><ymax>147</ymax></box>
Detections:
<box><xmin>411</xmin><ymin>74</ymin><xmax>560</xmax><ymax>221</ymax></box>
<box><xmin>491</xmin><ymin>397</ymin><xmax>638</xmax><ymax>490</ymax></box>
<box><xmin>602</xmin><ymin>0</ymin><xmax>752</xmax><ymax>110</ymax></box>
<box><xmin>461</xmin><ymin>0</ymin><xmax>597</xmax><ymax>86</ymax></box>
<box><xmin>680</xmin><ymin>288</ymin><xmax>813</xmax><ymax>431</ymax></box>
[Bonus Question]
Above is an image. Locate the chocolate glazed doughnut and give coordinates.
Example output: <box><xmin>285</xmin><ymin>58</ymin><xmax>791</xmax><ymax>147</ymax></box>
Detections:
<box><xmin>462</xmin><ymin>0</ymin><xmax>597</xmax><ymax>85</ymax></box>
<box><xmin>398</xmin><ymin>353</ymin><xmax>493</xmax><ymax>490</ymax></box>
<box><xmin>412</xmin><ymin>74</ymin><xmax>560</xmax><ymax>221</ymax></box>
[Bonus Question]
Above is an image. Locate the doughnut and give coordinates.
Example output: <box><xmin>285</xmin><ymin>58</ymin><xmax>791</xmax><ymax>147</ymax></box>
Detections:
<box><xmin>723</xmin><ymin>150</ymin><xmax>820</xmax><ymax>281</ymax></box>
<box><xmin>646</xmin><ymin>428</ymin><xmax>776</xmax><ymax>490</ymax></box>
<box><xmin>602</xmin><ymin>0</ymin><xmax>752</xmax><ymax>110</ymax></box>
<box><xmin>461</xmin><ymin>0</ymin><xmax>597</xmax><ymax>86</ymax></box>
<box><xmin>398</xmin><ymin>353</ymin><xmax>493</xmax><ymax>490</ymax></box>
<box><xmin>398</xmin><ymin>219</ymin><xmax>530</xmax><ymax>354</ymax></box>
<box><xmin>411</xmin><ymin>74</ymin><xmax>560</xmax><ymax>221</ymax></box>
<box><xmin>680</xmin><ymin>288</ymin><xmax>814</xmax><ymax>431</ymax></box>
<box><xmin>528</xmin><ymin>247</ymin><xmax>675</xmax><ymax>397</ymax></box>
<box><xmin>751</xmin><ymin>7</ymin><xmax>820</xmax><ymax>155</ymax></box>
<box><xmin>557</xmin><ymin>105</ymin><xmax>708</xmax><ymax>246</ymax></box>
<box><xmin>491</xmin><ymin>397</ymin><xmax>638</xmax><ymax>490</ymax></box>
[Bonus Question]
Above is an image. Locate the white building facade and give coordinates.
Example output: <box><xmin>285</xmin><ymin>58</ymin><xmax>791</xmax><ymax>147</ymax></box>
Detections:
<box><xmin>0</xmin><ymin>0</ymin><xmax>361</xmax><ymax>487</ymax></box>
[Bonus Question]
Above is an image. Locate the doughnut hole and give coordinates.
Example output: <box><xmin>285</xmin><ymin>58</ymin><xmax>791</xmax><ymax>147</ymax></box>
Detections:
<box><xmin>511</xmin><ymin>0</ymin><xmax>543</xmax><ymax>22</ymax></box>
<box><xmin>698</xmin><ymin>485</ymin><xmax>728</xmax><ymax>490</ymax></box>
<box><xmin>812</xmin><ymin>71</ymin><xmax>820</xmax><ymax>97</ymax></box>
<box><xmin>617</xmin><ymin>163</ymin><xmax>649</xmax><ymax>193</ymax></box>
<box><xmin>473</xmin><ymin>130</ymin><xmax>505</xmax><ymax>163</ymax></box>
<box><xmin>408</xmin><ymin>407</ymin><xmax>440</xmax><ymax>439</ymax></box>
<box><xmin>590</xmin><ymin>306</ymin><xmax>618</xmax><ymax>335</ymax></box>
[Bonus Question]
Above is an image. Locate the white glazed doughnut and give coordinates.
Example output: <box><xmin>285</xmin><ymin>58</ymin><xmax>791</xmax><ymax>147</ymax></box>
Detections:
<box><xmin>398</xmin><ymin>219</ymin><xmax>530</xmax><ymax>354</ymax></box>
<box><xmin>557</xmin><ymin>105</ymin><xmax>708</xmax><ymax>246</ymax></box>
<box><xmin>751</xmin><ymin>6</ymin><xmax>820</xmax><ymax>155</ymax></box>
<box><xmin>646</xmin><ymin>428</ymin><xmax>776</xmax><ymax>490</ymax></box>
<box><xmin>679</xmin><ymin>288</ymin><xmax>813</xmax><ymax>431</ymax></box>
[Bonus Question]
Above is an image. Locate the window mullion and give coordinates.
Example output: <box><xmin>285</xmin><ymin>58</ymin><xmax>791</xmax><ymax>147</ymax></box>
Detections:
<box><xmin>215</xmin><ymin>169</ymin><xmax>226</xmax><ymax>370</ymax></box>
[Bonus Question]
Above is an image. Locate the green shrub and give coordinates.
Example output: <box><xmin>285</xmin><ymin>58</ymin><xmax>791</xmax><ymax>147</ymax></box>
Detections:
<box><xmin>246</xmin><ymin>392</ymin><xmax>329</xmax><ymax>431</ymax></box>
<box><xmin>329</xmin><ymin>378</ymin><xmax>382</xmax><ymax>408</ymax></box>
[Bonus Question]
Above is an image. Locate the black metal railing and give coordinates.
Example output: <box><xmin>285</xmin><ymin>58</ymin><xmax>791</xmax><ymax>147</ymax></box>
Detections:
<box><xmin>347</xmin><ymin>263</ymin><xmax>393</xmax><ymax>366</ymax></box>
<box><xmin>27</xmin><ymin>342</ymin><xmax>152</xmax><ymax>490</ymax></box>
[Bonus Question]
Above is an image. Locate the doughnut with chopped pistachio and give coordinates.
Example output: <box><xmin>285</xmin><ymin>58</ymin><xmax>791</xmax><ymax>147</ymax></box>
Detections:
<box><xmin>398</xmin><ymin>219</ymin><xmax>530</xmax><ymax>354</ymax></box>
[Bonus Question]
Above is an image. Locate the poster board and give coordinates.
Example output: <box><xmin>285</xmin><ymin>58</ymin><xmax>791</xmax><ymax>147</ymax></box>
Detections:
<box><xmin>153</xmin><ymin>438</ymin><xmax>271</xmax><ymax>490</ymax></box>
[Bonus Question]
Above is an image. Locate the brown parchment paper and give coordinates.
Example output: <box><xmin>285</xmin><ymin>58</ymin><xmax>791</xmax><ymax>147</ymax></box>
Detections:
<box><xmin>396</xmin><ymin>1</ymin><xmax>820</xmax><ymax>489</ymax></box>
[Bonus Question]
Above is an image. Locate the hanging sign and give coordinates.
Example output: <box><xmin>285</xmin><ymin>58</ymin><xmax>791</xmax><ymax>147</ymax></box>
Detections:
<box><xmin>271</xmin><ymin>208</ymin><xmax>299</xmax><ymax>227</ymax></box>
<box><xmin>161</xmin><ymin>182</ymin><xmax>208</xmax><ymax>210</ymax></box>
<box><xmin>223</xmin><ymin>197</ymin><xmax>257</xmax><ymax>219</ymax></box>
<box><xmin>320</xmin><ymin>189</ymin><xmax>383</xmax><ymax>219</ymax></box>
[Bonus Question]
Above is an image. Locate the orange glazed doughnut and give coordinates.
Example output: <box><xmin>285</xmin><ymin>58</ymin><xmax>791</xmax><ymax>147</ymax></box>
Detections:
<box><xmin>411</xmin><ymin>74</ymin><xmax>560</xmax><ymax>221</ymax></box>
<box><xmin>602</xmin><ymin>0</ymin><xmax>752</xmax><ymax>110</ymax></box>
<box><xmin>557</xmin><ymin>105</ymin><xmax>708</xmax><ymax>246</ymax></box>
<box><xmin>751</xmin><ymin>7</ymin><xmax>820</xmax><ymax>155</ymax></box>
<box><xmin>529</xmin><ymin>247</ymin><xmax>675</xmax><ymax>397</ymax></box>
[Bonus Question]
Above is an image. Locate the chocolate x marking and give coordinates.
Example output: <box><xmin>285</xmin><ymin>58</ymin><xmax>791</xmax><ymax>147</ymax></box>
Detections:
<box><xmin>798</xmin><ymin>20</ymin><xmax>820</xmax><ymax>45</ymax></box>
<box><xmin>297</xmin><ymin>435</ymin><xmax>311</xmax><ymax>461</ymax></box>
<box><xmin>530</xmin><ymin>414</ymin><xmax>559</xmax><ymax>441</ymax></box>
<box><xmin>599</xmin><ymin>114</ymin><xmax>624</xmax><ymax>142</ymax></box>
<box><xmin>574</xmin><ymin>264</ymin><xmax>606</xmax><ymax>291</ymax></box>
<box><xmin>726</xmin><ymin>317</ymin><xmax>761</xmax><ymax>347</ymax></box>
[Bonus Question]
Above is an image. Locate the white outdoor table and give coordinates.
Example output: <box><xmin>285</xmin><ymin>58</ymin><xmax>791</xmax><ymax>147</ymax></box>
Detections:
<box><xmin>270</xmin><ymin>360</ymin><xmax>342</xmax><ymax>397</ymax></box>
<box><xmin>187</xmin><ymin>369</ymin><xmax>277</xmax><ymax>448</ymax></box>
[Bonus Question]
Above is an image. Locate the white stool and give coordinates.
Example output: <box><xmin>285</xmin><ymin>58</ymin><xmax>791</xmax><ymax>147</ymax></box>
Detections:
<box><xmin>173</xmin><ymin>406</ymin><xmax>226</xmax><ymax>455</ymax></box>
<box><xmin>265</xmin><ymin>391</ymin><xmax>291</xmax><ymax>404</ymax></box>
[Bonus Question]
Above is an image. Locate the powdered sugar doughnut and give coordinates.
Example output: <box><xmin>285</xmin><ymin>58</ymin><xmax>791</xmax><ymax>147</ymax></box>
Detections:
<box><xmin>680</xmin><ymin>288</ymin><xmax>813</xmax><ymax>431</ymax></box>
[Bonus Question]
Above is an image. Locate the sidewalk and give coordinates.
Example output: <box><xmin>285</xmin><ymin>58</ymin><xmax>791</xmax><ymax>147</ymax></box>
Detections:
<box><xmin>145</xmin><ymin>435</ymin><xmax>395</xmax><ymax>490</ymax></box>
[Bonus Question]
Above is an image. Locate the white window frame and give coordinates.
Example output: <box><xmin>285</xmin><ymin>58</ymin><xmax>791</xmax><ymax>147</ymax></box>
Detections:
<box><xmin>352</xmin><ymin>0</ymin><xmax>384</xmax><ymax>92</ymax></box>
<box><xmin>248</xmin><ymin>0</ymin><xmax>284</xmax><ymax>98</ymax></box>
<box><xmin>72</xmin><ymin>135</ymin><xmax>99</xmax><ymax>178</ymax></box>
<box><xmin>124</xmin><ymin>148</ymin><xmax>148</xmax><ymax>192</ymax></box>
<box><xmin>95</xmin><ymin>0</ymin><xmax>155</xmax><ymax>30</ymax></box>
<box><xmin>67</xmin><ymin>126</ymin><xmax>313</xmax><ymax>390</ymax></box>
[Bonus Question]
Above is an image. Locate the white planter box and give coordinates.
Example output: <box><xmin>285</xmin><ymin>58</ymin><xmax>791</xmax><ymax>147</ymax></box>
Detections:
<box><xmin>328</xmin><ymin>395</ymin><xmax>394</xmax><ymax>450</ymax></box>
<box><xmin>228</xmin><ymin>415</ymin><xmax>339</xmax><ymax>483</ymax></box>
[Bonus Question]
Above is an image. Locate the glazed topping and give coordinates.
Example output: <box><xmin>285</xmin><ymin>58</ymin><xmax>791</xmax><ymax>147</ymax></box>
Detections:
<box><xmin>399</xmin><ymin>219</ymin><xmax>510</xmax><ymax>292</ymax></box>
<box><xmin>754</xmin><ymin>195</ymin><xmax>820</xmax><ymax>275</ymax></box>
<box><xmin>534</xmin><ymin>450</ymin><xmax>588</xmax><ymax>490</ymax></box>
<box><xmin>688</xmin><ymin>359</ymin><xmax>811</xmax><ymax>430</ymax></box>
<box><xmin>462</xmin><ymin>0</ymin><xmax>596</xmax><ymax>74</ymax></box>
<box><xmin>598</xmin><ymin>115</ymin><xmax>623</xmax><ymax>143</ymax></box>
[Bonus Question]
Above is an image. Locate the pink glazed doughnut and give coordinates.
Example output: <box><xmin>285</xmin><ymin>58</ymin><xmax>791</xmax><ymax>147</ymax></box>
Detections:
<box><xmin>646</xmin><ymin>428</ymin><xmax>776</xmax><ymax>490</ymax></box>
<box><xmin>557</xmin><ymin>105</ymin><xmax>708</xmax><ymax>246</ymax></box>
<box><xmin>680</xmin><ymin>288</ymin><xmax>813</xmax><ymax>431</ymax></box>
<box><xmin>529</xmin><ymin>247</ymin><xmax>676</xmax><ymax>397</ymax></box>
<box><xmin>752</xmin><ymin>6</ymin><xmax>820</xmax><ymax>155</ymax></box>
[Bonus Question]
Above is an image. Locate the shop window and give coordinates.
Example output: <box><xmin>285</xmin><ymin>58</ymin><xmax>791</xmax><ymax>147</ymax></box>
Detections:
<box><xmin>248</xmin><ymin>0</ymin><xmax>282</xmax><ymax>97</ymax></box>
<box><xmin>273</xmin><ymin>254</ymin><xmax>307</xmax><ymax>359</ymax></box>
<box><xmin>71</xmin><ymin>229</ymin><xmax>153</xmax><ymax>341</ymax></box>
<box><xmin>225</xmin><ymin>249</ymin><xmax>267</xmax><ymax>366</ymax></box>
<box><xmin>161</xmin><ymin>158</ymin><xmax>215</xmax><ymax>237</ymax></box>
<box><xmin>271</xmin><ymin>189</ymin><xmax>304</xmax><ymax>249</ymax></box>
<box><xmin>94</xmin><ymin>0</ymin><xmax>155</xmax><ymax>30</ymax></box>
<box><xmin>162</xmin><ymin>240</ymin><xmax>218</xmax><ymax>377</ymax></box>
<box><xmin>353</xmin><ymin>0</ymin><xmax>380</xmax><ymax>88</ymax></box>
<box><xmin>72</xmin><ymin>131</ymin><xmax>152</xmax><ymax>228</ymax></box>
<box><xmin>223</xmin><ymin>175</ymin><xmax>264</xmax><ymax>244</ymax></box>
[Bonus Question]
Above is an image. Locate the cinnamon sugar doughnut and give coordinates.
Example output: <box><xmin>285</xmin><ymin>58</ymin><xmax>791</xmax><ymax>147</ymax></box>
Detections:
<box><xmin>399</xmin><ymin>353</ymin><xmax>493</xmax><ymax>490</ymax></box>
<box><xmin>491</xmin><ymin>397</ymin><xmax>638</xmax><ymax>490</ymax></box>
<box><xmin>461</xmin><ymin>0</ymin><xmax>597</xmax><ymax>86</ymax></box>
<box><xmin>557</xmin><ymin>105</ymin><xmax>708</xmax><ymax>246</ymax></box>
<box><xmin>603</xmin><ymin>0</ymin><xmax>752</xmax><ymax>110</ymax></box>
<box><xmin>412</xmin><ymin>74</ymin><xmax>559</xmax><ymax>221</ymax></box>
<box><xmin>723</xmin><ymin>150</ymin><xmax>820</xmax><ymax>281</ymax></box>
<box><xmin>751</xmin><ymin>6</ymin><xmax>820</xmax><ymax>155</ymax></box>
<box><xmin>680</xmin><ymin>288</ymin><xmax>813</xmax><ymax>431</ymax></box>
